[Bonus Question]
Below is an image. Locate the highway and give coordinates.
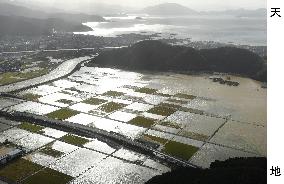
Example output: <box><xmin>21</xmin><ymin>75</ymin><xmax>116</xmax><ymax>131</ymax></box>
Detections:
<box><xmin>0</xmin><ymin>55</ymin><xmax>96</xmax><ymax>93</ymax></box>
<box><xmin>0</xmin><ymin>110</ymin><xmax>198</xmax><ymax>169</ymax></box>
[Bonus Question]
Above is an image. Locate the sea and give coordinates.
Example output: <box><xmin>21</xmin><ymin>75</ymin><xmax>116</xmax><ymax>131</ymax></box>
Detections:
<box><xmin>74</xmin><ymin>14</ymin><xmax>267</xmax><ymax>46</ymax></box>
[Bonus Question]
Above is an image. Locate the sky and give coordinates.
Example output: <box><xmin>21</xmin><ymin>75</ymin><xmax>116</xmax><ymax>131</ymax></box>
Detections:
<box><xmin>9</xmin><ymin>0</ymin><xmax>267</xmax><ymax>11</ymax></box>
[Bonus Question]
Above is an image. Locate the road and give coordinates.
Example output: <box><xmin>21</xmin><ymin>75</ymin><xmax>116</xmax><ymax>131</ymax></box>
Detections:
<box><xmin>0</xmin><ymin>55</ymin><xmax>95</xmax><ymax>93</ymax></box>
<box><xmin>0</xmin><ymin>110</ymin><xmax>197</xmax><ymax>169</ymax></box>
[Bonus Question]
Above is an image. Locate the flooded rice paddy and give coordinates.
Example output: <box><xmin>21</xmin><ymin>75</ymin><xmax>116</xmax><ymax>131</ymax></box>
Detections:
<box><xmin>0</xmin><ymin>66</ymin><xmax>266</xmax><ymax>183</ymax></box>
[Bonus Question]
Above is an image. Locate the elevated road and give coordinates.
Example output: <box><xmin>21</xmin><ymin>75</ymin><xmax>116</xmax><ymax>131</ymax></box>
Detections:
<box><xmin>0</xmin><ymin>55</ymin><xmax>96</xmax><ymax>93</ymax></box>
<box><xmin>0</xmin><ymin>110</ymin><xmax>198</xmax><ymax>169</ymax></box>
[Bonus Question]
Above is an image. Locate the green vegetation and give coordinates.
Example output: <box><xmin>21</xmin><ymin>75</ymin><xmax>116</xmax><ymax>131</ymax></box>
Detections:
<box><xmin>179</xmin><ymin>131</ymin><xmax>209</xmax><ymax>142</ymax></box>
<box><xmin>154</xmin><ymin>93</ymin><xmax>172</xmax><ymax>97</ymax></box>
<box><xmin>40</xmin><ymin>144</ymin><xmax>64</xmax><ymax>158</ymax></box>
<box><xmin>159</xmin><ymin>103</ymin><xmax>182</xmax><ymax>109</ymax></box>
<box><xmin>135</xmin><ymin>87</ymin><xmax>157</xmax><ymax>94</ymax></box>
<box><xmin>129</xmin><ymin>116</ymin><xmax>156</xmax><ymax>128</ymax></box>
<box><xmin>18</xmin><ymin>122</ymin><xmax>44</xmax><ymax>134</ymax></box>
<box><xmin>0</xmin><ymin>69</ymin><xmax>48</xmax><ymax>85</ymax></box>
<box><xmin>174</xmin><ymin>93</ymin><xmax>196</xmax><ymax>100</ymax></box>
<box><xmin>61</xmin><ymin>134</ymin><xmax>89</xmax><ymax>146</ymax></box>
<box><xmin>22</xmin><ymin>93</ymin><xmax>42</xmax><ymax>101</ymax></box>
<box><xmin>162</xmin><ymin>141</ymin><xmax>199</xmax><ymax>160</ymax></box>
<box><xmin>23</xmin><ymin>168</ymin><xmax>73</xmax><ymax>184</ymax></box>
<box><xmin>0</xmin><ymin>72</ymin><xmax>24</xmax><ymax>85</ymax></box>
<box><xmin>88</xmin><ymin>40</ymin><xmax>267</xmax><ymax>82</ymax></box>
<box><xmin>46</xmin><ymin>108</ymin><xmax>79</xmax><ymax>120</ymax></box>
<box><xmin>143</xmin><ymin>134</ymin><xmax>168</xmax><ymax>145</ymax></box>
<box><xmin>83</xmin><ymin>97</ymin><xmax>107</xmax><ymax>105</ymax></box>
<box><xmin>181</xmin><ymin>107</ymin><xmax>204</xmax><ymax>115</ymax></box>
<box><xmin>56</xmin><ymin>99</ymin><xmax>74</xmax><ymax>105</ymax></box>
<box><xmin>0</xmin><ymin>159</ymin><xmax>43</xmax><ymax>182</ymax></box>
<box><xmin>159</xmin><ymin>121</ymin><xmax>182</xmax><ymax>129</ymax></box>
<box><xmin>147</xmin><ymin>105</ymin><xmax>176</xmax><ymax>116</ymax></box>
<box><xmin>98</xmin><ymin>102</ymin><xmax>126</xmax><ymax>113</ymax></box>
<box><xmin>102</xmin><ymin>91</ymin><xmax>124</xmax><ymax>97</ymax></box>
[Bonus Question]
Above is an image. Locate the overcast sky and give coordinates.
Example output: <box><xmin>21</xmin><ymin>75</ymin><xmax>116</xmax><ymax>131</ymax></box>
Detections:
<box><xmin>15</xmin><ymin>0</ymin><xmax>266</xmax><ymax>11</ymax></box>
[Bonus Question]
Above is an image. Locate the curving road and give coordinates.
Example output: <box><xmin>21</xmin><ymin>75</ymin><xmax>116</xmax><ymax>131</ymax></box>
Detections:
<box><xmin>0</xmin><ymin>55</ymin><xmax>95</xmax><ymax>93</ymax></box>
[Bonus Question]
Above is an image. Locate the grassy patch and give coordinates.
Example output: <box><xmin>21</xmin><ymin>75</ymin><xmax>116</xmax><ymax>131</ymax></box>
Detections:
<box><xmin>98</xmin><ymin>102</ymin><xmax>126</xmax><ymax>113</ymax></box>
<box><xmin>147</xmin><ymin>106</ymin><xmax>176</xmax><ymax>116</ymax></box>
<box><xmin>61</xmin><ymin>134</ymin><xmax>89</xmax><ymax>146</ymax></box>
<box><xmin>159</xmin><ymin>103</ymin><xmax>182</xmax><ymax>109</ymax></box>
<box><xmin>102</xmin><ymin>91</ymin><xmax>124</xmax><ymax>97</ymax></box>
<box><xmin>143</xmin><ymin>134</ymin><xmax>168</xmax><ymax>145</ymax></box>
<box><xmin>56</xmin><ymin>99</ymin><xmax>74</xmax><ymax>105</ymax></box>
<box><xmin>0</xmin><ymin>69</ymin><xmax>49</xmax><ymax>86</ymax></box>
<box><xmin>22</xmin><ymin>93</ymin><xmax>42</xmax><ymax>101</ymax></box>
<box><xmin>181</xmin><ymin>107</ymin><xmax>204</xmax><ymax>115</ymax></box>
<box><xmin>163</xmin><ymin>141</ymin><xmax>199</xmax><ymax>160</ymax></box>
<box><xmin>83</xmin><ymin>97</ymin><xmax>107</xmax><ymax>105</ymax></box>
<box><xmin>0</xmin><ymin>72</ymin><xmax>22</xmax><ymax>85</ymax></box>
<box><xmin>135</xmin><ymin>87</ymin><xmax>157</xmax><ymax>94</ymax></box>
<box><xmin>159</xmin><ymin>121</ymin><xmax>182</xmax><ymax>129</ymax></box>
<box><xmin>0</xmin><ymin>159</ymin><xmax>43</xmax><ymax>182</ymax></box>
<box><xmin>154</xmin><ymin>93</ymin><xmax>172</xmax><ymax>97</ymax></box>
<box><xmin>40</xmin><ymin>145</ymin><xmax>64</xmax><ymax>158</ymax></box>
<box><xmin>18</xmin><ymin>122</ymin><xmax>44</xmax><ymax>134</ymax></box>
<box><xmin>129</xmin><ymin>116</ymin><xmax>156</xmax><ymax>128</ymax></box>
<box><xmin>46</xmin><ymin>108</ymin><xmax>79</xmax><ymax>120</ymax></box>
<box><xmin>174</xmin><ymin>93</ymin><xmax>196</xmax><ymax>100</ymax></box>
<box><xmin>179</xmin><ymin>131</ymin><xmax>209</xmax><ymax>142</ymax></box>
<box><xmin>23</xmin><ymin>168</ymin><xmax>73</xmax><ymax>184</ymax></box>
<box><xmin>18</xmin><ymin>68</ymin><xmax>49</xmax><ymax>79</ymax></box>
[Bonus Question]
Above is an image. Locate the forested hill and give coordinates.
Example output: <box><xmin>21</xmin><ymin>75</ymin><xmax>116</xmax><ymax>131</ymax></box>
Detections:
<box><xmin>0</xmin><ymin>15</ymin><xmax>92</xmax><ymax>36</ymax></box>
<box><xmin>88</xmin><ymin>40</ymin><xmax>266</xmax><ymax>82</ymax></box>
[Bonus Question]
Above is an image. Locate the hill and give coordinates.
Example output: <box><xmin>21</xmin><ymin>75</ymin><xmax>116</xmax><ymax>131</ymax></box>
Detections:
<box><xmin>0</xmin><ymin>3</ymin><xmax>105</xmax><ymax>22</ymax></box>
<box><xmin>141</xmin><ymin>3</ymin><xmax>198</xmax><ymax>15</ymax></box>
<box><xmin>0</xmin><ymin>15</ymin><xmax>92</xmax><ymax>36</ymax></box>
<box><xmin>87</xmin><ymin>40</ymin><xmax>266</xmax><ymax>82</ymax></box>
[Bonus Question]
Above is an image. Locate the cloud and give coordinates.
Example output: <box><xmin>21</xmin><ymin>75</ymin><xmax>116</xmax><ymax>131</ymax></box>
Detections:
<box><xmin>18</xmin><ymin>0</ymin><xmax>266</xmax><ymax>11</ymax></box>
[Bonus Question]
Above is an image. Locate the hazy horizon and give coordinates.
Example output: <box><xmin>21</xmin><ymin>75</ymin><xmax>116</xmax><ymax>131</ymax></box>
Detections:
<box><xmin>5</xmin><ymin>0</ymin><xmax>266</xmax><ymax>12</ymax></box>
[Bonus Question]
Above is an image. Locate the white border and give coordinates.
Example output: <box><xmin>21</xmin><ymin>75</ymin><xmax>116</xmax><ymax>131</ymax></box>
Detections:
<box><xmin>268</xmin><ymin>0</ymin><xmax>284</xmax><ymax>183</ymax></box>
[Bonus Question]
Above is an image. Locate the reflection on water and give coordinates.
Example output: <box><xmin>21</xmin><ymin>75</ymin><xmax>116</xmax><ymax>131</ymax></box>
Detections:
<box><xmin>0</xmin><ymin>66</ymin><xmax>266</xmax><ymax>179</ymax></box>
<box><xmin>51</xmin><ymin>148</ymin><xmax>107</xmax><ymax>177</ymax></box>
<box><xmin>75</xmin><ymin>15</ymin><xmax>266</xmax><ymax>45</ymax></box>
<box><xmin>71</xmin><ymin>157</ymin><xmax>162</xmax><ymax>184</ymax></box>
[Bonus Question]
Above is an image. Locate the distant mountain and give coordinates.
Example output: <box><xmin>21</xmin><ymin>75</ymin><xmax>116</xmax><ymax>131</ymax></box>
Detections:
<box><xmin>87</xmin><ymin>40</ymin><xmax>266</xmax><ymax>82</ymax></box>
<box><xmin>0</xmin><ymin>15</ymin><xmax>92</xmax><ymax>36</ymax></box>
<box><xmin>0</xmin><ymin>0</ymin><xmax>132</xmax><ymax>15</ymax></box>
<box><xmin>141</xmin><ymin>3</ymin><xmax>198</xmax><ymax>15</ymax></box>
<box><xmin>0</xmin><ymin>3</ymin><xmax>105</xmax><ymax>22</ymax></box>
<box><xmin>48</xmin><ymin>13</ymin><xmax>105</xmax><ymax>23</ymax></box>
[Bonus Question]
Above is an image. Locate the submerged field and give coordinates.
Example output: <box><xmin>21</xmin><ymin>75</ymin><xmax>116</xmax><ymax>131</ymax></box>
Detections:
<box><xmin>0</xmin><ymin>66</ymin><xmax>266</xmax><ymax>183</ymax></box>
